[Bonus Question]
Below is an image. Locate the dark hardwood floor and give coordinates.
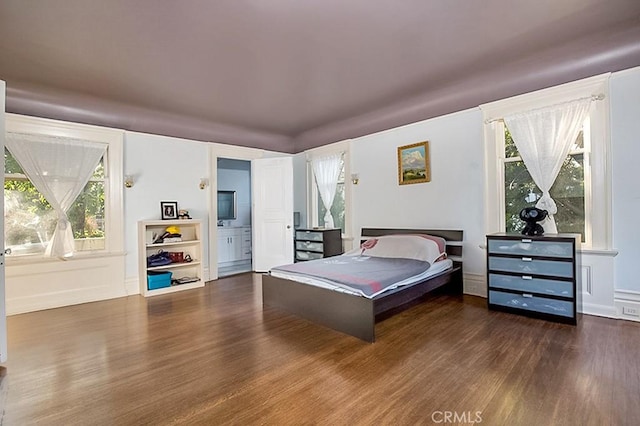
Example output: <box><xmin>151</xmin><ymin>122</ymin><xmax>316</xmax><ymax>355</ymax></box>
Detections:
<box><xmin>1</xmin><ymin>273</ymin><xmax>638</xmax><ymax>425</ymax></box>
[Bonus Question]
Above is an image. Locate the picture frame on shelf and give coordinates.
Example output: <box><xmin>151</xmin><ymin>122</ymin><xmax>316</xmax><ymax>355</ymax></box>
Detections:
<box><xmin>397</xmin><ymin>141</ymin><xmax>430</xmax><ymax>185</ymax></box>
<box><xmin>160</xmin><ymin>201</ymin><xmax>178</xmax><ymax>220</ymax></box>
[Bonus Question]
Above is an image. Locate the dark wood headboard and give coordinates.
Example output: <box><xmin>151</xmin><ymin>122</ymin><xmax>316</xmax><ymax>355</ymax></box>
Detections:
<box><xmin>360</xmin><ymin>228</ymin><xmax>463</xmax><ymax>260</ymax></box>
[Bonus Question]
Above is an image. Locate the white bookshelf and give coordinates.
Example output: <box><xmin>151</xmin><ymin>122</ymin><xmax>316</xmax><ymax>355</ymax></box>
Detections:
<box><xmin>138</xmin><ymin>219</ymin><xmax>205</xmax><ymax>297</ymax></box>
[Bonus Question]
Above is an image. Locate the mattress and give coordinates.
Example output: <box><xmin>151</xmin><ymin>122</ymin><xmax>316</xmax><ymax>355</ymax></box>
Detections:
<box><xmin>270</xmin><ymin>257</ymin><xmax>453</xmax><ymax>299</ymax></box>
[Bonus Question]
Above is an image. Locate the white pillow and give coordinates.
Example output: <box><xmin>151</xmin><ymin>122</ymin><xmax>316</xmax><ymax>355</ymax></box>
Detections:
<box><xmin>344</xmin><ymin>234</ymin><xmax>447</xmax><ymax>263</ymax></box>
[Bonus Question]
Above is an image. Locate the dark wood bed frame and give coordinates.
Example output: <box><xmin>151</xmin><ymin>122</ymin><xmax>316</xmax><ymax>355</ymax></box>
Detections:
<box><xmin>262</xmin><ymin>228</ymin><xmax>464</xmax><ymax>342</ymax></box>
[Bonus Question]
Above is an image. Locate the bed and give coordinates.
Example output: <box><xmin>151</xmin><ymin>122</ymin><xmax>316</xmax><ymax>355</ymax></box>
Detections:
<box><xmin>262</xmin><ymin>228</ymin><xmax>463</xmax><ymax>342</ymax></box>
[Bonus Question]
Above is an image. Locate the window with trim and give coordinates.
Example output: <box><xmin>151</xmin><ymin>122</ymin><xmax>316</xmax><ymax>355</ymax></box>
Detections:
<box><xmin>4</xmin><ymin>113</ymin><xmax>124</xmax><ymax>261</ymax></box>
<box><xmin>313</xmin><ymin>153</ymin><xmax>346</xmax><ymax>233</ymax></box>
<box><xmin>502</xmin><ymin>121</ymin><xmax>589</xmax><ymax>242</ymax></box>
<box><xmin>307</xmin><ymin>142</ymin><xmax>351</xmax><ymax>237</ymax></box>
<box><xmin>4</xmin><ymin>147</ymin><xmax>107</xmax><ymax>256</ymax></box>
<box><xmin>482</xmin><ymin>74</ymin><xmax>610</xmax><ymax>250</ymax></box>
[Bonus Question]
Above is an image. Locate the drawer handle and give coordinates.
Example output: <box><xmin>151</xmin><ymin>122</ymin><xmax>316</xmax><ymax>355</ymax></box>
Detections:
<box><xmin>522</xmin><ymin>275</ymin><xmax>533</xmax><ymax>280</ymax></box>
<box><xmin>522</xmin><ymin>257</ymin><xmax>533</xmax><ymax>262</ymax></box>
<box><xmin>521</xmin><ymin>239</ymin><xmax>532</xmax><ymax>243</ymax></box>
<box><xmin>522</xmin><ymin>293</ymin><xmax>533</xmax><ymax>298</ymax></box>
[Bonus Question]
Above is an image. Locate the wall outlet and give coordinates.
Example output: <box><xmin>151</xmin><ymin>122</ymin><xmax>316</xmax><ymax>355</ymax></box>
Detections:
<box><xmin>622</xmin><ymin>306</ymin><xmax>640</xmax><ymax>317</ymax></box>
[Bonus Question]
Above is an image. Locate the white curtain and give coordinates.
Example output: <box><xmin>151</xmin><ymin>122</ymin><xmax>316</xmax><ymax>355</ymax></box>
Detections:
<box><xmin>312</xmin><ymin>153</ymin><xmax>343</xmax><ymax>229</ymax></box>
<box><xmin>5</xmin><ymin>132</ymin><xmax>107</xmax><ymax>258</ymax></box>
<box><xmin>503</xmin><ymin>98</ymin><xmax>591</xmax><ymax>233</ymax></box>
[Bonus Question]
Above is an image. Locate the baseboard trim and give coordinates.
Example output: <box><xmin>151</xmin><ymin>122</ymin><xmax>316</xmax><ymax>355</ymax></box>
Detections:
<box><xmin>614</xmin><ymin>289</ymin><xmax>640</xmax><ymax>322</ymax></box>
<box><xmin>124</xmin><ymin>276</ymin><xmax>140</xmax><ymax>296</ymax></box>
<box><xmin>580</xmin><ymin>302</ymin><xmax>617</xmax><ymax>319</ymax></box>
<box><xmin>463</xmin><ymin>273</ymin><xmax>486</xmax><ymax>297</ymax></box>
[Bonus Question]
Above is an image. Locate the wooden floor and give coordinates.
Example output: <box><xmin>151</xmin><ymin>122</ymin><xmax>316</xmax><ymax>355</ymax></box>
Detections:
<box><xmin>1</xmin><ymin>273</ymin><xmax>639</xmax><ymax>425</ymax></box>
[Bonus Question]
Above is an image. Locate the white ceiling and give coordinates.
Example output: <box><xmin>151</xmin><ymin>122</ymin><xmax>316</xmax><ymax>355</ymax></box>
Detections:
<box><xmin>1</xmin><ymin>1</ymin><xmax>639</xmax><ymax>152</ymax></box>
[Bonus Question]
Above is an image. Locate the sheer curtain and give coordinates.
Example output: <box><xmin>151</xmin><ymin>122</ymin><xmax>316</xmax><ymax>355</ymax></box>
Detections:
<box><xmin>311</xmin><ymin>153</ymin><xmax>343</xmax><ymax>229</ymax></box>
<box><xmin>503</xmin><ymin>98</ymin><xmax>591</xmax><ymax>233</ymax></box>
<box><xmin>5</xmin><ymin>132</ymin><xmax>107</xmax><ymax>258</ymax></box>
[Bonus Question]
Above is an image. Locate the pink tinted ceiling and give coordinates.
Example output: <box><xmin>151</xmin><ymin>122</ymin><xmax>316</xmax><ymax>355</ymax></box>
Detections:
<box><xmin>1</xmin><ymin>1</ymin><xmax>639</xmax><ymax>153</ymax></box>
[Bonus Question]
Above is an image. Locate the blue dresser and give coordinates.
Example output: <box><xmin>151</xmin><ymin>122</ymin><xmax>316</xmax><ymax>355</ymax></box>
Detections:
<box><xmin>486</xmin><ymin>233</ymin><xmax>580</xmax><ymax>324</ymax></box>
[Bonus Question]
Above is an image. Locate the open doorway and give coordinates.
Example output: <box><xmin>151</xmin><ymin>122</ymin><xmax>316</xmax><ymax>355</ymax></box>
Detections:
<box><xmin>217</xmin><ymin>158</ymin><xmax>252</xmax><ymax>277</ymax></box>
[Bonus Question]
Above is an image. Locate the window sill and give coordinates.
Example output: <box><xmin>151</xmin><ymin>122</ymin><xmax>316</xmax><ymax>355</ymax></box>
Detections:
<box><xmin>6</xmin><ymin>251</ymin><xmax>127</xmax><ymax>266</ymax></box>
<box><xmin>578</xmin><ymin>248</ymin><xmax>619</xmax><ymax>257</ymax></box>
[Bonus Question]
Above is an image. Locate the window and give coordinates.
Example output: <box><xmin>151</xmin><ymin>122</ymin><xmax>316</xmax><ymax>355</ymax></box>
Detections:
<box><xmin>5</xmin><ymin>113</ymin><xmax>125</xmax><ymax>261</ymax></box>
<box><xmin>316</xmin><ymin>153</ymin><xmax>346</xmax><ymax>233</ymax></box>
<box><xmin>481</xmin><ymin>74</ymin><xmax>611</xmax><ymax>250</ymax></box>
<box><xmin>4</xmin><ymin>148</ymin><xmax>106</xmax><ymax>256</ymax></box>
<box><xmin>307</xmin><ymin>140</ymin><xmax>351</xmax><ymax>237</ymax></box>
<box><xmin>502</xmin><ymin>123</ymin><xmax>589</xmax><ymax>241</ymax></box>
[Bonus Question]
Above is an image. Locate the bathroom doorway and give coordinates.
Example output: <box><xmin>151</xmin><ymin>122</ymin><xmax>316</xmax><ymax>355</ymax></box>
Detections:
<box><xmin>217</xmin><ymin>158</ymin><xmax>252</xmax><ymax>277</ymax></box>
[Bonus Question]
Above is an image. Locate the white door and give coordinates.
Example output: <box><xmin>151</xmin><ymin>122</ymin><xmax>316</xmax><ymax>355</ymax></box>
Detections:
<box><xmin>252</xmin><ymin>157</ymin><xmax>293</xmax><ymax>272</ymax></box>
<box><xmin>0</xmin><ymin>81</ymin><xmax>7</xmax><ymax>362</ymax></box>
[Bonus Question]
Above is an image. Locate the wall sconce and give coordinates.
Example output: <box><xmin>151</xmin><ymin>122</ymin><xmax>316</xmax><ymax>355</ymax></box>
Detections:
<box><xmin>124</xmin><ymin>175</ymin><xmax>134</xmax><ymax>188</ymax></box>
<box><xmin>199</xmin><ymin>178</ymin><xmax>209</xmax><ymax>190</ymax></box>
<box><xmin>351</xmin><ymin>173</ymin><xmax>359</xmax><ymax>185</ymax></box>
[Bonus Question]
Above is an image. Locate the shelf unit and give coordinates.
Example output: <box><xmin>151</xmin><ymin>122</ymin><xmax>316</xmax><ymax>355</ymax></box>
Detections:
<box><xmin>486</xmin><ymin>233</ymin><xmax>579</xmax><ymax>325</ymax></box>
<box><xmin>138</xmin><ymin>219</ymin><xmax>205</xmax><ymax>297</ymax></box>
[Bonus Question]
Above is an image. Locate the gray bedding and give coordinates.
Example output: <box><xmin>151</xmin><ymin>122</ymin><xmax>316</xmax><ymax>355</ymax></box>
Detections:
<box><xmin>270</xmin><ymin>255</ymin><xmax>431</xmax><ymax>297</ymax></box>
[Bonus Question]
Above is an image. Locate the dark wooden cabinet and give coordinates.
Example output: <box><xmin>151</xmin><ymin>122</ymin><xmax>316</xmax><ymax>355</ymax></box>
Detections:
<box><xmin>294</xmin><ymin>228</ymin><xmax>342</xmax><ymax>262</ymax></box>
<box><xmin>486</xmin><ymin>233</ymin><xmax>580</xmax><ymax>325</ymax></box>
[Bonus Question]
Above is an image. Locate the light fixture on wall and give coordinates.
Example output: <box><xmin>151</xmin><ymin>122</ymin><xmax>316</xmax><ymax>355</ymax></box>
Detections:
<box><xmin>351</xmin><ymin>173</ymin><xmax>359</xmax><ymax>185</ymax></box>
<box><xmin>124</xmin><ymin>175</ymin><xmax>134</xmax><ymax>188</ymax></box>
<box><xmin>199</xmin><ymin>178</ymin><xmax>209</xmax><ymax>190</ymax></box>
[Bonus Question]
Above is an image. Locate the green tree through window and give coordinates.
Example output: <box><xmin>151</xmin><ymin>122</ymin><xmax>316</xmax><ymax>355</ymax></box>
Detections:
<box><xmin>317</xmin><ymin>154</ymin><xmax>346</xmax><ymax>233</ymax></box>
<box><xmin>4</xmin><ymin>147</ymin><xmax>106</xmax><ymax>255</ymax></box>
<box><xmin>504</xmin><ymin>128</ymin><xmax>586</xmax><ymax>240</ymax></box>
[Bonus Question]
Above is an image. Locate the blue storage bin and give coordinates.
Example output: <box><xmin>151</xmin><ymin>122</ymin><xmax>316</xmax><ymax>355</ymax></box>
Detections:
<box><xmin>147</xmin><ymin>270</ymin><xmax>172</xmax><ymax>290</ymax></box>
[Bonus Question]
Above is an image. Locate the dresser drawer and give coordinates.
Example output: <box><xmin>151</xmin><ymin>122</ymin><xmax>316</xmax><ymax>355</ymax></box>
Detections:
<box><xmin>489</xmin><ymin>273</ymin><xmax>573</xmax><ymax>297</ymax></box>
<box><xmin>296</xmin><ymin>250</ymin><xmax>324</xmax><ymax>261</ymax></box>
<box><xmin>295</xmin><ymin>241</ymin><xmax>324</xmax><ymax>252</ymax></box>
<box><xmin>489</xmin><ymin>290</ymin><xmax>574</xmax><ymax>318</ymax></box>
<box><xmin>488</xmin><ymin>256</ymin><xmax>573</xmax><ymax>278</ymax></box>
<box><xmin>295</xmin><ymin>230</ymin><xmax>324</xmax><ymax>242</ymax></box>
<box><xmin>488</xmin><ymin>238</ymin><xmax>573</xmax><ymax>259</ymax></box>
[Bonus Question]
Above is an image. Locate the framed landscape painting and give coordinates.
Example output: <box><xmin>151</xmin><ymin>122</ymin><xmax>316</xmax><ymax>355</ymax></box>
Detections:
<box><xmin>398</xmin><ymin>141</ymin><xmax>430</xmax><ymax>185</ymax></box>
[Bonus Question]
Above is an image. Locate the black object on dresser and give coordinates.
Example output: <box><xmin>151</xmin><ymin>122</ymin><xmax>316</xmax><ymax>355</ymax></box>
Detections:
<box><xmin>486</xmin><ymin>233</ymin><xmax>580</xmax><ymax>325</ymax></box>
<box><xmin>294</xmin><ymin>228</ymin><xmax>343</xmax><ymax>262</ymax></box>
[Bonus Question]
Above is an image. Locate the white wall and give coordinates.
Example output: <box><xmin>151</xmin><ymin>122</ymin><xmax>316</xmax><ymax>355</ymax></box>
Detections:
<box><xmin>610</xmin><ymin>66</ymin><xmax>640</xmax><ymax>319</ymax></box>
<box><xmin>610</xmin><ymin>68</ymin><xmax>640</xmax><ymax>292</ymax></box>
<box><xmin>349</xmin><ymin>108</ymin><xmax>486</xmax><ymax>289</ymax></box>
<box><xmin>123</xmin><ymin>132</ymin><xmax>210</xmax><ymax>292</ymax></box>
